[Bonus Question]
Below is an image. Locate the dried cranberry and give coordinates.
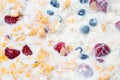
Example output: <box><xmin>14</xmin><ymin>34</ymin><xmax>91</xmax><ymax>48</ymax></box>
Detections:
<box><xmin>96</xmin><ymin>58</ymin><xmax>104</xmax><ymax>63</ymax></box>
<box><xmin>89</xmin><ymin>0</ymin><xmax>108</xmax><ymax>13</ymax></box>
<box><xmin>4</xmin><ymin>15</ymin><xmax>18</xmax><ymax>24</ymax></box>
<box><xmin>115</xmin><ymin>21</ymin><xmax>120</xmax><ymax>30</ymax></box>
<box><xmin>22</xmin><ymin>45</ymin><xmax>33</xmax><ymax>56</ymax></box>
<box><xmin>54</xmin><ymin>42</ymin><xmax>65</xmax><ymax>53</ymax></box>
<box><xmin>93</xmin><ymin>43</ymin><xmax>110</xmax><ymax>57</ymax></box>
<box><xmin>5</xmin><ymin>47</ymin><xmax>20</xmax><ymax>59</ymax></box>
<box><xmin>77</xmin><ymin>63</ymin><xmax>94</xmax><ymax>77</ymax></box>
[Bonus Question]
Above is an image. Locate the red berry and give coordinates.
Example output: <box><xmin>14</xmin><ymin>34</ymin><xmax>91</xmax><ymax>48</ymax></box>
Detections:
<box><xmin>90</xmin><ymin>0</ymin><xmax>108</xmax><ymax>13</ymax></box>
<box><xmin>93</xmin><ymin>43</ymin><xmax>110</xmax><ymax>57</ymax></box>
<box><xmin>4</xmin><ymin>15</ymin><xmax>18</xmax><ymax>24</ymax></box>
<box><xmin>5</xmin><ymin>47</ymin><xmax>20</xmax><ymax>59</ymax></box>
<box><xmin>54</xmin><ymin>42</ymin><xmax>65</xmax><ymax>53</ymax></box>
<box><xmin>22</xmin><ymin>45</ymin><xmax>33</xmax><ymax>56</ymax></box>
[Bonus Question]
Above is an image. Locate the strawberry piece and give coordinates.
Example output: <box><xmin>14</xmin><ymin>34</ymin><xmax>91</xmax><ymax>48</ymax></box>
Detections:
<box><xmin>5</xmin><ymin>47</ymin><xmax>20</xmax><ymax>59</ymax></box>
<box><xmin>22</xmin><ymin>45</ymin><xmax>33</xmax><ymax>56</ymax></box>
<box><xmin>93</xmin><ymin>43</ymin><xmax>110</xmax><ymax>57</ymax></box>
<box><xmin>54</xmin><ymin>42</ymin><xmax>65</xmax><ymax>53</ymax></box>
<box><xmin>4</xmin><ymin>15</ymin><xmax>18</xmax><ymax>24</ymax></box>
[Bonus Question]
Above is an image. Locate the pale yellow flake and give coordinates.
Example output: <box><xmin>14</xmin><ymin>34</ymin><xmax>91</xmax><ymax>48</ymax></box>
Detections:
<box><xmin>98</xmin><ymin>74</ymin><xmax>111</xmax><ymax>80</ymax></box>
<box><xmin>13</xmin><ymin>26</ymin><xmax>22</xmax><ymax>32</ymax></box>
<box><xmin>8</xmin><ymin>0</ymin><xmax>16</xmax><ymax>3</ymax></box>
<box><xmin>67</xmin><ymin>45</ymin><xmax>73</xmax><ymax>52</ymax></box>
<box><xmin>108</xmin><ymin>65</ymin><xmax>114</xmax><ymax>72</ymax></box>
<box><xmin>10</xmin><ymin>63</ymin><xmax>16</xmax><ymax>69</ymax></box>
<box><xmin>63</xmin><ymin>0</ymin><xmax>71</xmax><ymax>10</ymax></box>
<box><xmin>0</xmin><ymin>54</ymin><xmax>8</xmax><ymax>62</ymax></box>
<box><xmin>37</xmin><ymin>28</ymin><xmax>46</xmax><ymax>38</ymax></box>
<box><xmin>29</xmin><ymin>28</ymin><xmax>38</xmax><ymax>36</ymax></box>
<box><xmin>102</xmin><ymin>24</ymin><xmax>106</xmax><ymax>32</ymax></box>
<box><xmin>15</xmin><ymin>35</ymin><xmax>25</xmax><ymax>42</ymax></box>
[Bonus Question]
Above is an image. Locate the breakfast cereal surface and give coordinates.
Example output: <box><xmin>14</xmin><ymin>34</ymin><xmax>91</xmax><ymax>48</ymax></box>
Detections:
<box><xmin>0</xmin><ymin>0</ymin><xmax>120</xmax><ymax>80</ymax></box>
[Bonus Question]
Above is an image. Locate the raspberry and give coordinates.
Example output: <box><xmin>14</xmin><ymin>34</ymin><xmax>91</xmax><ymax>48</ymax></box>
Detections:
<box><xmin>4</xmin><ymin>15</ymin><xmax>18</xmax><ymax>24</ymax></box>
<box><xmin>90</xmin><ymin>0</ymin><xmax>108</xmax><ymax>13</ymax></box>
<box><xmin>93</xmin><ymin>43</ymin><xmax>110</xmax><ymax>57</ymax></box>
<box><xmin>77</xmin><ymin>63</ymin><xmax>94</xmax><ymax>77</ymax></box>
<box><xmin>54</xmin><ymin>42</ymin><xmax>65</xmax><ymax>53</ymax></box>
<box><xmin>5</xmin><ymin>47</ymin><xmax>20</xmax><ymax>59</ymax></box>
<box><xmin>22</xmin><ymin>45</ymin><xmax>33</xmax><ymax>56</ymax></box>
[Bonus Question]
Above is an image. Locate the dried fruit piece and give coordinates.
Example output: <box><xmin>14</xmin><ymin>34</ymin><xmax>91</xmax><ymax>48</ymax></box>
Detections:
<box><xmin>54</xmin><ymin>42</ymin><xmax>65</xmax><ymax>53</ymax></box>
<box><xmin>96</xmin><ymin>58</ymin><xmax>104</xmax><ymax>63</ymax></box>
<box><xmin>89</xmin><ymin>0</ymin><xmax>108</xmax><ymax>13</ymax></box>
<box><xmin>115</xmin><ymin>21</ymin><xmax>120</xmax><ymax>30</ymax></box>
<box><xmin>22</xmin><ymin>45</ymin><xmax>33</xmax><ymax>56</ymax></box>
<box><xmin>4</xmin><ymin>15</ymin><xmax>18</xmax><ymax>24</ymax></box>
<box><xmin>77</xmin><ymin>63</ymin><xmax>94</xmax><ymax>77</ymax></box>
<box><xmin>93</xmin><ymin>43</ymin><xmax>110</xmax><ymax>57</ymax></box>
<box><xmin>5</xmin><ymin>47</ymin><xmax>20</xmax><ymax>59</ymax></box>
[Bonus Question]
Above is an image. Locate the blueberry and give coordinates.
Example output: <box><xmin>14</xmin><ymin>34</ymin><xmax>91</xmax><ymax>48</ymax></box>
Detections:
<box><xmin>50</xmin><ymin>0</ymin><xmax>60</xmax><ymax>8</ymax></box>
<box><xmin>89</xmin><ymin>18</ymin><xmax>97</xmax><ymax>27</ymax></box>
<box><xmin>80</xmin><ymin>54</ymin><xmax>89</xmax><ymax>60</ymax></box>
<box><xmin>78</xmin><ymin>9</ymin><xmax>86</xmax><ymax>16</ymax></box>
<box><xmin>47</xmin><ymin>10</ymin><xmax>54</xmax><ymax>16</ymax></box>
<box><xmin>80</xmin><ymin>25</ymin><xmax>90</xmax><ymax>34</ymax></box>
<box><xmin>79</xmin><ymin>0</ymin><xmax>88</xmax><ymax>4</ymax></box>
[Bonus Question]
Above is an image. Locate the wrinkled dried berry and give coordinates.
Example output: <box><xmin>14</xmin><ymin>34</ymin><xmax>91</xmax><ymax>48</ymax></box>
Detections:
<box><xmin>54</xmin><ymin>42</ymin><xmax>65</xmax><ymax>53</ymax></box>
<box><xmin>96</xmin><ymin>58</ymin><xmax>104</xmax><ymax>63</ymax></box>
<box><xmin>93</xmin><ymin>43</ymin><xmax>110</xmax><ymax>57</ymax></box>
<box><xmin>4</xmin><ymin>15</ymin><xmax>18</xmax><ymax>24</ymax></box>
<box><xmin>22</xmin><ymin>45</ymin><xmax>33</xmax><ymax>56</ymax></box>
<box><xmin>5</xmin><ymin>47</ymin><xmax>20</xmax><ymax>59</ymax></box>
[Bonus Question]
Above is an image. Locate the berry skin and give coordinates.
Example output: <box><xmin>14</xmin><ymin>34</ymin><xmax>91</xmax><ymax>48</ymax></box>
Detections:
<box><xmin>50</xmin><ymin>0</ymin><xmax>60</xmax><ymax>8</ymax></box>
<box><xmin>89</xmin><ymin>18</ymin><xmax>97</xmax><ymax>27</ymax></box>
<box><xmin>22</xmin><ymin>45</ymin><xmax>33</xmax><ymax>56</ymax></box>
<box><xmin>4</xmin><ymin>15</ymin><xmax>18</xmax><ymax>24</ymax></box>
<box><xmin>80</xmin><ymin>25</ymin><xmax>90</xmax><ymax>34</ymax></box>
<box><xmin>78</xmin><ymin>9</ymin><xmax>86</xmax><ymax>16</ymax></box>
<box><xmin>80</xmin><ymin>54</ymin><xmax>89</xmax><ymax>60</ymax></box>
<box><xmin>79</xmin><ymin>0</ymin><xmax>88</xmax><ymax>4</ymax></box>
<box><xmin>77</xmin><ymin>63</ymin><xmax>94</xmax><ymax>77</ymax></box>
<box><xmin>115</xmin><ymin>21</ymin><xmax>120</xmax><ymax>31</ymax></box>
<box><xmin>47</xmin><ymin>10</ymin><xmax>54</xmax><ymax>16</ymax></box>
<box><xmin>5</xmin><ymin>47</ymin><xmax>20</xmax><ymax>59</ymax></box>
<box><xmin>93</xmin><ymin>43</ymin><xmax>110</xmax><ymax>57</ymax></box>
<box><xmin>54</xmin><ymin>42</ymin><xmax>65</xmax><ymax>53</ymax></box>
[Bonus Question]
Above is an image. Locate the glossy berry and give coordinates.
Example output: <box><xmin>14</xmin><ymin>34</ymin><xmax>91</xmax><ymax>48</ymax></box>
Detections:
<box><xmin>50</xmin><ymin>0</ymin><xmax>60</xmax><ymax>8</ymax></box>
<box><xmin>93</xmin><ymin>43</ymin><xmax>110</xmax><ymax>57</ymax></box>
<box><xmin>22</xmin><ymin>45</ymin><xmax>33</xmax><ymax>56</ymax></box>
<box><xmin>54</xmin><ymin>42</ymin><xmax>65</xmax><ymax>53</ymax></box>
<box><xmin>77</xmin><ymin>63</ymin><xmax>94</xmax><ymax>77</ymax></box>
<box><xmin>80</xmin><ymin>25</ymin><xmax>90</xmax><ymax>34</ymax></box>
<box><xmin>115</xmin><ymin>21</ymin><xmax>120</xmax><ymax>31</ymax></box>
<box><xmin>89</xmin><ymin>18</ymin><xmax>97</xmax><ymax>27</ymax></box>
<box><xmin>47</xmin><ymin>10</ymin><xmax>54</xmax><ymax>16</ymax></box>
<box><xmin>80</xmin><ymin>54</ymin><xmax>89</xmax><ymax>60</ymax></box>
<box><xmin>4</xmin><ymin>15</ymin><xmax>18</xmax><ymax>24</ymax></box>
<box><xmin>79</xmin><ymin>0</ymin><xmax>88</xmax><ymax>4</ymax></box>
<box><xmin>5</xmin><ymin>47</ymin><xmax>20</xmax><ymax>59</ymax></box>
<box><xmin>78</xmin><ymin>9</ymin><xmax>86</xmax><ymax>16</ymax></box>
